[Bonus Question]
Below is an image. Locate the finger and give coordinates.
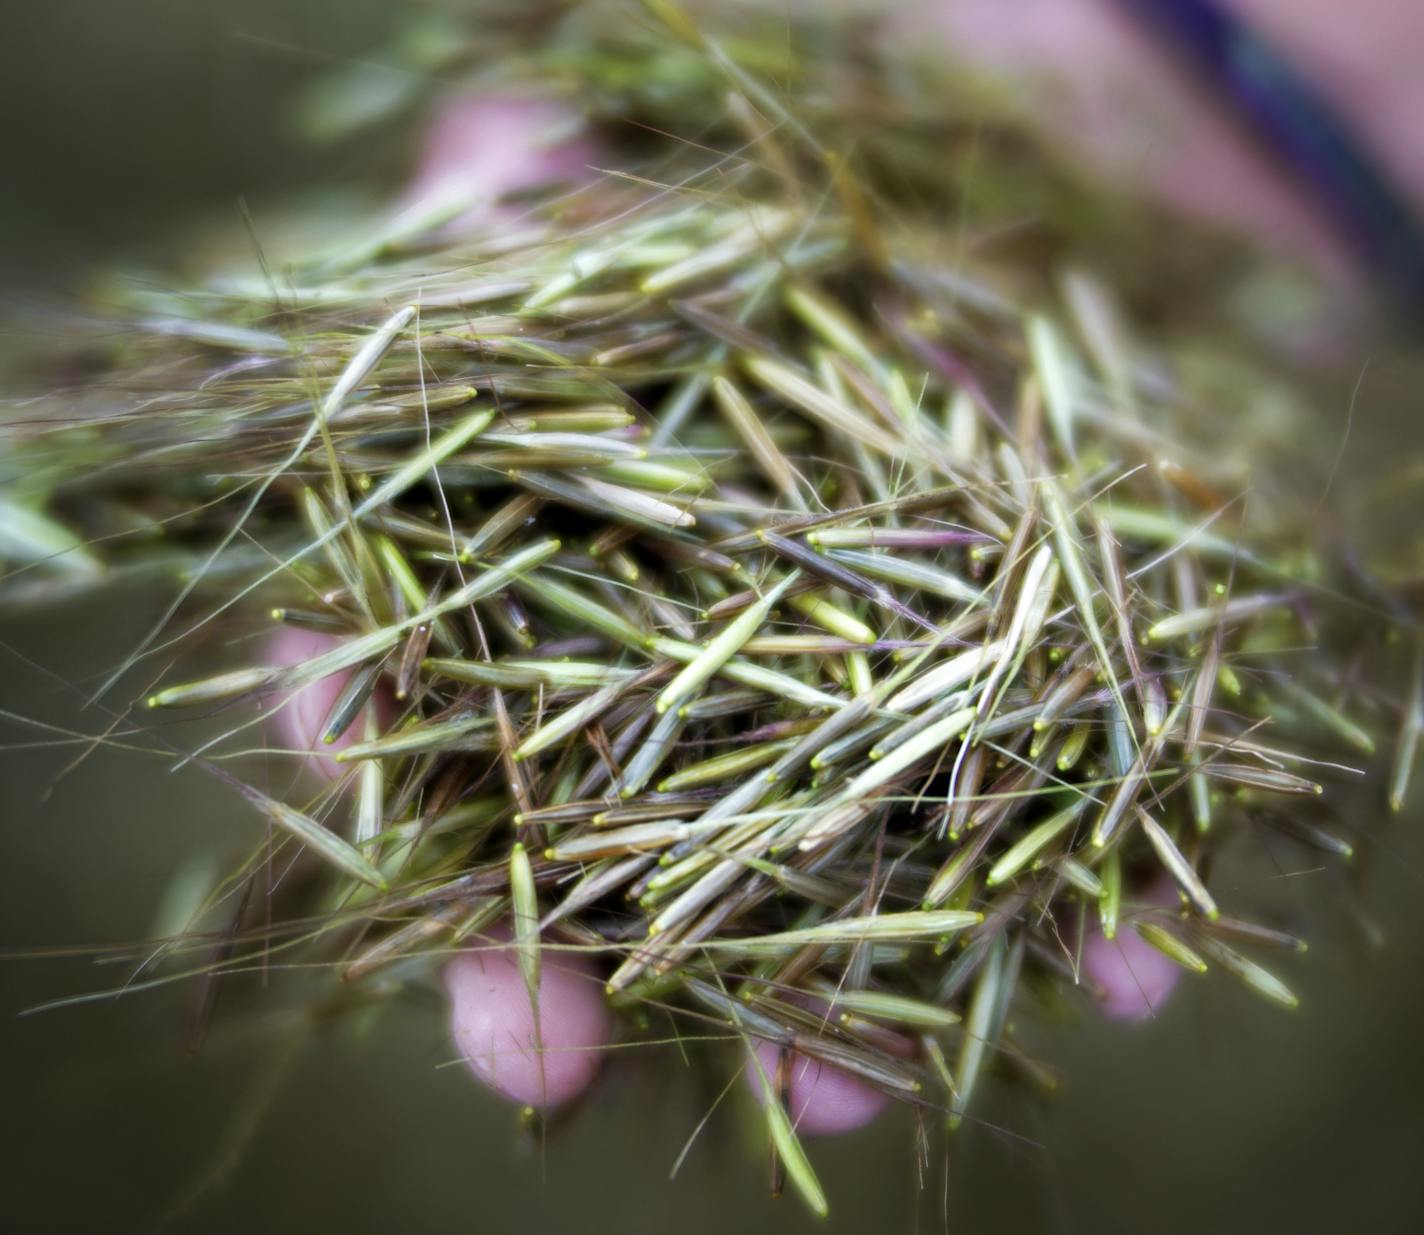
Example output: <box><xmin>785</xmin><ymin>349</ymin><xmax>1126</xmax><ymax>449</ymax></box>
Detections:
<box><xmin>404</xmin><ymin>93</ymin><xmax>595</xmax><ymax>222</ymax></box>
<box><xmin>1079</xmin><ymin>876</ymin><xmax>1184</xmax><ymax>1022</ymax></box>
<box><xmin>444</xmin><ymin>931</ymin><xmax>612</xmax><ymax>1109</ymax></box>
<box><xmin>744</xmin><ymin>1040</ymin><xmax>891</xmax><ymax>1136</ymax></box>
<box><xmin>263</xmin><ymin>628</ymin><xmax>389</xmax><ymax>781</ymax></box>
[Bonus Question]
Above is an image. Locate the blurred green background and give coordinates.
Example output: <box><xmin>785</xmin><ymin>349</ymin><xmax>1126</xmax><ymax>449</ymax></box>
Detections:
<box><xmin>3</xmin><ymin>3</ymin><xmax>1423</xmax><ymax>1233</ymax></box>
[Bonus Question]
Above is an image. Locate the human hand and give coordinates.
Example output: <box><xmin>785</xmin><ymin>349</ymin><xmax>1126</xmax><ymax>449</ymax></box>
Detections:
<box><xmin>261</xmin><ymin>0</ymin><xmax>1424</xmax><ymax>1125</ymax></box>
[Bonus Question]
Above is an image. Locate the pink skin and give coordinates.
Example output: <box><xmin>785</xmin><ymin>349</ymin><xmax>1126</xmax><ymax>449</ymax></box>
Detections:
<box><xmin>742</xmin><ymin>991</ymin><xmax>913</xmax><ymax>1135</ymax></box>
<box><xmin>402</xmin><ymin>94</ymin><xmax>596</xmax><ymax>225</ymax></box>
<box><xmin>745</xmin><ymin>1040</ymin><xmax>892</xmax><ymax>1136</ymax></box>
<box><xmin>1080</xmin><ymin>876</ymin><xmax>1186</xmax><ymax>1022</ymax></box>
<box><xmin>443</xmin><ymin>934</ymin><xmax>611</xmax><ymax>1108</ymax></box>
<box><xmin>900</xmin><ymin>0</ymin><xmax>1424</xmax><ymax>282</ymax></box>
<box><xmin>264</xmin><ymin>627</ymin><xmax>385</xmax><ymax>780</ymax></box>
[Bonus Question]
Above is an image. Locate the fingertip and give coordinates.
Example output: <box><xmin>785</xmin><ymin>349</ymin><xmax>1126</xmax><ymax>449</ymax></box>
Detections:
<box><xmin>1081</xmin><ymin>876</ymin><xmax>1185</xmax><ymax>1022</ymax></box>
<box><xmin>745</xmin><ymin>1040</ymin><xmax>891</xmax><ymax>1136</ymax></box>
<box><xmin>445</xmin><ymin>933</ymin><xmax>612</xmax><ymax>1109</ymax></box>
<box><xmin>406</xmin><ymin>93</ymin><xmax>595</xmax><ymax>222</ymax></box>
<box><xmin>264</xmin><ymin>629</ymin><xmax>388</xmax><ymax>781</ymax></box>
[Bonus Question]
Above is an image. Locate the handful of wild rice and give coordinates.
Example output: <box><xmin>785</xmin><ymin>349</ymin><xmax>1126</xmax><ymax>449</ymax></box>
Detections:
<box><xmin>1</xmin><ymin>7</ymin><xmax>1418</xmax><ymax>1215</ymax></box>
